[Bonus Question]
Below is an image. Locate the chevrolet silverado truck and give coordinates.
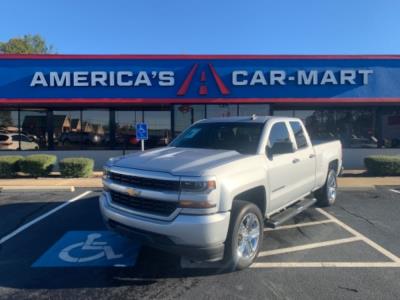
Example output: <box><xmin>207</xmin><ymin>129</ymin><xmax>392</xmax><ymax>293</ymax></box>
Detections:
<box><xmin>100</xmin><ymin>116</ymin><xmax>342</xmax><ymax>270</ymax></box>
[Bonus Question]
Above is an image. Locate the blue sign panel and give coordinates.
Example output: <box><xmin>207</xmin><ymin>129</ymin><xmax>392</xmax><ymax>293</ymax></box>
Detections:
<box><xmin>136</xmin><ymin>123</ymin><xmax>148</xmax><ymax>140</ymax></box>
<box><xmin>0</xmin><ymin>55</ymin><xmax>400</xmax><ymax>101</ymax></box>
<box><xmin>32</xmin><ymin>231</ymin><xmax>141</xmax><ymax>267</ymax></box>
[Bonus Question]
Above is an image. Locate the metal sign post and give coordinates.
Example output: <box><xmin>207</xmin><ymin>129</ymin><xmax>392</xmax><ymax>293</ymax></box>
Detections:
<box><xmin>136</xmin><ymin>123</ymin><xmax>148</xmax><ymax>152</ymax></box>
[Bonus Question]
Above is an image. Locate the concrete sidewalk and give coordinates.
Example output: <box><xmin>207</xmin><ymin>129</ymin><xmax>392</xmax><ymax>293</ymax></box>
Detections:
<box><xmin>0</xmin><ymin>175</ymin><xmax>398</xmax><ymax>191</ymax></box>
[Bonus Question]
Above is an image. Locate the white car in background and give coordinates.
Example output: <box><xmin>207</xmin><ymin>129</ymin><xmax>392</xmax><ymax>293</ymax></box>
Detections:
<box><xmin>0</xmin><ymin>133</ymin><xmax>39</xmax><ymax>150</ymax></box>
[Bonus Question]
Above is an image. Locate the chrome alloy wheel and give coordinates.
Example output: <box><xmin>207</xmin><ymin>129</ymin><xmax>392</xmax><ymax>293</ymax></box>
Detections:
<box><xmin>237</xmin><ymin>212</ymin><xmax>261</xmax><ymax>259</ymax></box>
<box><xmin>327</xmin><ymin>171</ymin><xmax>337</xmax><ymax>203</ymax></box>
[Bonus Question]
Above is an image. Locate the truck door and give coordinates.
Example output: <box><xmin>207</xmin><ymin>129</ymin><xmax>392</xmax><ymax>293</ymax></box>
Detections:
<box><xmin>265</xmin><ymin>122</ymin><xmax>298</xmax><ymax>212</ymax></box>
<box><xmin>288</xmin><ymin>121</ymin><xmax>316</xmax><ymax>196</ymax></box>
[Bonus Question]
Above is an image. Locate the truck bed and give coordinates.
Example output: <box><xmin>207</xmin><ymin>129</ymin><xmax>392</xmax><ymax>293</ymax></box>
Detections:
<box><xmin>312</xmin><ymin>140</ymin><xmax>342</xmax><ymax>189</ymax></box>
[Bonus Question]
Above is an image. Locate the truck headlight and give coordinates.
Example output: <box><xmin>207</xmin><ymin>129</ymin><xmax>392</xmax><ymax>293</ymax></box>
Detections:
<box><xmin>180</xmin><ymin>180</ymin><xmax>216</xmax><ymax>193</ymax></box>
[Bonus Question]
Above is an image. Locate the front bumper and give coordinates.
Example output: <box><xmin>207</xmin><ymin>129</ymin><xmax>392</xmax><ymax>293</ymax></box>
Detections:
<box><xmin>99</xmin><ymin>192</ymin><xmax>230</xmax><ymax>261</ymax></box>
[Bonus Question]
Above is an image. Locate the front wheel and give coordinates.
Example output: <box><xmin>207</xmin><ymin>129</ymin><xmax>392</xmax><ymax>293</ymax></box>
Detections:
<box><xmin>315</xmin><ymin>168</ymin><xmax>337</xmax><ymax>207</ymax></box>
<box><xmin>223</xmin><ymin>200</ymin><xmax>263</xmax><ymax>270</ymax></box>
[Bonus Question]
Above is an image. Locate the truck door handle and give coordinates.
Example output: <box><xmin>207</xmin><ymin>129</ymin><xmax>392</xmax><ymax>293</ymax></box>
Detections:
<box><xmin>309</xmin><ymin>154</ymin><xmax>315</xmax><ymax>159</ymax></box>
<box><xmin>292</xmin><ymin>158</ymin><xmax>300</xmax><ymax>164</ymax></box>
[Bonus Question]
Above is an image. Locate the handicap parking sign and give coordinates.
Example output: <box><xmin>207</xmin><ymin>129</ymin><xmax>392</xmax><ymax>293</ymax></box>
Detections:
<box><xmin>32</xmin><ymin>231</ymin><xmax>141</xmax><ymax>267</ymax></box>
<box><xmin>136</xmin><ymin>123</ymin><xmax>148</xmax><ymax>140</ymax></box>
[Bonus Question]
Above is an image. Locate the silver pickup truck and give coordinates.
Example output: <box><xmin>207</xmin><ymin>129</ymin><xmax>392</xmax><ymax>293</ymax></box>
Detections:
<box><xmin>100</xmin><ymin>116</ymin><xmax>342</xmax><ymax>270</ymax></box>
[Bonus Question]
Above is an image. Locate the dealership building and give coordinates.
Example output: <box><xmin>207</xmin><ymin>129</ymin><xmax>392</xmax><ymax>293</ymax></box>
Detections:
<box><xmin>0</xmin><ymin>54</ymin><xmax>399</xmax><ymax>169</ymax></box>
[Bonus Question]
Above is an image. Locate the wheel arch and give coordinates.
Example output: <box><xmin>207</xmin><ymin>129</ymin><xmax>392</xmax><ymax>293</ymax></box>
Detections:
<box><xmin>329</xmin><ymin>159</ymin><xmax>339</xmax><ymax>173</ymax></box>
<box><xmin>233</xmin><ymin>186</ymin><xmax>267</xmax><ymax>217</ymax></box>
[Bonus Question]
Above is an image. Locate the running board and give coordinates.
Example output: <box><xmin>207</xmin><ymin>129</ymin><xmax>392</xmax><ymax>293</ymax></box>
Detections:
<box><xmin>265</xmin><ymin>198</ymin><xmax>317</xmax><ymax>229</ymax></box>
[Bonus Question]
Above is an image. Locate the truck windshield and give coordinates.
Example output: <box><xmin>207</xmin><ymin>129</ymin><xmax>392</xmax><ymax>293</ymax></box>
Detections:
<box><xmin>170</xmin><ymin>122</ymin><xmax>264</xmax><ymax>154</ymax></box>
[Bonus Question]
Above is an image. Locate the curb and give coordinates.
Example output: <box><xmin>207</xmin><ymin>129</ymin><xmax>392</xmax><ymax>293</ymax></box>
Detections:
<box><xmin>0</xmin><ymin>186</ymin><xmax>75</xmax><ymax>192</ymax></box>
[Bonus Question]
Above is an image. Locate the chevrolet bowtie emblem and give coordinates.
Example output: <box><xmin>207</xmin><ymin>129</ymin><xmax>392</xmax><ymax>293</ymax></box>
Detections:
<box><xmin>127</xmin><ymin>188</ymin><xmax>141</xmax><ymax>197</ymax></box>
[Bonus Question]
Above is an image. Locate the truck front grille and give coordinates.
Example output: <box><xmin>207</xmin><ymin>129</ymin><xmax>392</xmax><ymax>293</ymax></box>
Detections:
<box><xmin>110</xmin><ymin>172</ymin><xmax>180</xmax><ymax>191</ymax></box>
<box><xmin>110</xmin><ymin>190</ymin><xmax>178</xmax><ymax>216</ymax></box>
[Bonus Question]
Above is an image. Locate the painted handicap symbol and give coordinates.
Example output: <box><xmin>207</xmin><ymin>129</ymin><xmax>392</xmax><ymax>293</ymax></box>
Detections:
<box><xmin>33</xmin><ymin>231</ymin><xmax>141</xmax><ymax>267</ymax></box>
<box><xmin>59</xmin><ymin>233</ymin><xmax>123</xmax><ymax>263</ymax></box>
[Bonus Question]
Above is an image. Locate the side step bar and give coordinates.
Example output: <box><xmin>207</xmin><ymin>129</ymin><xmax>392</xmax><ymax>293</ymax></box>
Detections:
<box><xmin>265</xmin><ymin>198</ymin><xmax>317</xmax><ymax>228</ymax></box>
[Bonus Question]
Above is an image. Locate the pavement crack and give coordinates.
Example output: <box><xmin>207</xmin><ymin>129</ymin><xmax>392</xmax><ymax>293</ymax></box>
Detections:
<box><xmin>338</xmin><ymin>286</ymin><xmax>358</xmax><ymax>293</ymax></box>
<box><xmin>296</xmin><ymin>226</ymin><xmax>310</xmax><ymax>239</ymax></box>
<box><xmin>337</xmin><ymin>205</ymin><xmax>376</xmax><ymax>227</ymax></box>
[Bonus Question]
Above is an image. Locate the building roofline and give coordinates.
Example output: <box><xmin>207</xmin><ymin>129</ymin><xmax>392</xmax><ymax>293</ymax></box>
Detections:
<box><xmin>0</xmin><ymin>98</ymin><xmax>399</xmax><ymax>105</ymax></box>
<box><xmin>1</xmin><ymin>54</ymin><xmax>400</xmax><ymax>60</ymax></box>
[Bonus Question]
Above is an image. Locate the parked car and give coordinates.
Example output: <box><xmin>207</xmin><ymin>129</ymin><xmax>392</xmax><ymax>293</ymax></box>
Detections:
<box><xmin>0</xmin><ymin>133</ymin><xmax>39</xmax><ymax>150</ymax></box>
<box><xmin>59</xmin><ymin>132</ymin><xmax>103</xmax><ymax>145</ymax></box>
<box><xmin>100</xmin><ymin>116</ymin><xmax>342</xmax><ymax>270</ymax></box>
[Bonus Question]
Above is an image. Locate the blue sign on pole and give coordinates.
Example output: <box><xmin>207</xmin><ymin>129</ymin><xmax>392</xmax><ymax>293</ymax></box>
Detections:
<box><xmin>136</xmin><ymin>123</ymin><xmax>148</xmax><ymax>140</ymax></box>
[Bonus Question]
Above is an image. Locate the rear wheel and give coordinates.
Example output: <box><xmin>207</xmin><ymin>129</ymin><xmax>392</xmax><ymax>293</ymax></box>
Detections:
<box><xmin>315</xmin><ymin>168</ymin><xmax>337</xmax><ymax>207</ymax></box>
<box><xmin>223</xmin><ymin>200</ymin><xmax>263</xmax><ymax>270</ymax></box>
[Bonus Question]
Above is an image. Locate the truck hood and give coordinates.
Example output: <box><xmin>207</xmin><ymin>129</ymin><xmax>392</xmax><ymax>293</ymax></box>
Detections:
<box><xmin>112</xmin><ymin>147</ymin><xmax>246</xmax><ymax>176</ymax></box>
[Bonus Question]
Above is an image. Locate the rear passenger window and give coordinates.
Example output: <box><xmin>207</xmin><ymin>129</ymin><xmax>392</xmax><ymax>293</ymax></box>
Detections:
<box><xmin>290</xmin><ymin>121</ymin><xmax>308</xmax><ymax>149</ymax></box>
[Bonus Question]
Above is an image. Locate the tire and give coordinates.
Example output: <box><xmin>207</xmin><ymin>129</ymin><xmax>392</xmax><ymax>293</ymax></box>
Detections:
<box><xmin>315</xmin><ymin>168</ymin><xmax>337</xmax><ymax>207</ymax></box>
<box><xmin>223</xmin><ymin>200</ymin><xmax>263</xmax><ymax>270</ymax></box>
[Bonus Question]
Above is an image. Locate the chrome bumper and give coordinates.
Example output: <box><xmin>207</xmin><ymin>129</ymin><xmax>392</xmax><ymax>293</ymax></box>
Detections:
<box><xmin>99</xmin><ymin>192</ymin><xmax>230</xmax><ymax>247</ymax></box>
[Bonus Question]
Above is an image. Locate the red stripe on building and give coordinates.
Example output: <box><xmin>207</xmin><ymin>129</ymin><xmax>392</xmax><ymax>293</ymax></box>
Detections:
<box><xmin>176</xmin><ymin>64</ymin><xmax>198</xmax><ymax>96</ymax></box>
<box><xmin>1</xmin><ymin>97</ymin><xmax>399</xmax><ymax>105</ymax></box>
<box><xmin>208</xmin><ymin>64</ymin><xmax>230</xmax><ymax>95</ymax></box>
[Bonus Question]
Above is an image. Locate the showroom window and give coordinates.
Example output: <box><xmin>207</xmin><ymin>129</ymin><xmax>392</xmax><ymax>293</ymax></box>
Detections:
<box><xmin>144</xmin><ymin>111</ymin><xmax>171</xmax><ymax>147</ymax></box>
<box><xmin>380</xmin><ymin>108</ymin><xmax>400</xmax><ymax>148</ymax></box>
<box><xmin>335</xmin><ymin>110</ymin><xmax>376</xmax><ymax>148</ymax></box>
<box><xmin>173</xmin><ymin>105</ymin><xmax>205</xmax><ymax>136</ymax></box>
<box><xmin>273</xmin><ymin>108</ymin><xmax>377</xmax><ymax>148</ymax></box>
<box><xmin>0</xmin><ymin>110</ymin><xmax>20</xmax><ymax>151</ymax></box>
<box><xmin>115</xmin><ymin>110</ymin><xmax>143</xmax><ymax>149</ymax></box>
<box><xmin>53</xmin><ymin>110</ymin><xmax>81</xmax><ymax>150</ymax></box>
<box><xmin>238</xmin><ymin>104</ymin><xmax>270</xmax><ymax>116</ymax></box>
<box><xmin>20</xmin><ymin>110</ymin><xmax>48</xmax><ymax>150</ymax></box>
<box><xmin>81</xmin><ymin>110</ymin><xmax>110</xmax><ymax>149</ymax></box>
<box><xmin>206</xmin><ymin>104</ymin><xmax>238</xmax><ymax>118</ymax></box>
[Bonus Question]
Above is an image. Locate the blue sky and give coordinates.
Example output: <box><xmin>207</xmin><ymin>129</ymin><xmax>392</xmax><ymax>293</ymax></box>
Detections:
<box><xmin>0</xmin><ymin>0</ymin><xmax>399</xmax><ymax>54</ymax></box>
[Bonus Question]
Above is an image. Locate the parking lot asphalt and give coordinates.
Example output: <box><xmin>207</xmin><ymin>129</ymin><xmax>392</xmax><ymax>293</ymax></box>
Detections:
<box><xmin>0</xmin><ymin>187</ymin><xmax>400</xmax><ymax>300</ymax></box>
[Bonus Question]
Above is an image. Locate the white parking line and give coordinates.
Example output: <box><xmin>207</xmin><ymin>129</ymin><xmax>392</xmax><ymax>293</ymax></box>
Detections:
<box><xmin>316</xmin><ymin>208</ymin><xmax>400</xmax><ymax>263</ymax></box>
<box><xmin>0</xmin><ymin>190</ymin><xmax>92</xmax><ymax>245</ymax></box>
<box><xmin>252</xmin><ymin>208</ymin><xmax>400</xmax><ymax>268</ymax></box>
<box><xmin>251</xmin><ymin>262</ymin><xmax>400</xmax><ymax>268</ymax></box>
<box><xmin>390</xmin><ymin>189</ymin><xmax>400</xmax><ymax>194</ymax></box>
<box><xmin>264</xmin><ymin>219</ymin><xmax>334</xmax><ymax>232</ymax></box>
<box><xmin>258</xmin><ymin>236</ymin><xmax>361</xmax><ymax>257</ymax></box>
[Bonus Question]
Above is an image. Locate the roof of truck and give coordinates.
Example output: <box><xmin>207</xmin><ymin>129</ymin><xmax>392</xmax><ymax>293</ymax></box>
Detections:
<box><xmin>197</xmin><ymin>115</ymin><xmax>300</xmax><ymax>124</ymax></box>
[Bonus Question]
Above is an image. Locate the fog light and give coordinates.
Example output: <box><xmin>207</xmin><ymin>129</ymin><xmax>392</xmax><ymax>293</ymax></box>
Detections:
<box><xmin>179</xmin><ymin>200</ymin><xmax>216</xmax><ymax>209</ymax></box>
